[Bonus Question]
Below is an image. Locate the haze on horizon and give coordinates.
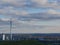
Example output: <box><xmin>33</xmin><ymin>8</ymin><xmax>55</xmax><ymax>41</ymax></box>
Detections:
<box><xmin>0</xmin><ymin>0</ymin><xmax>60</xmax><ymax>33</ymax></box>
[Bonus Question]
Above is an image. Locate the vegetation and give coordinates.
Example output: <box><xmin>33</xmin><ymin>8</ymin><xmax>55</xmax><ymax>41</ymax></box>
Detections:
<box><xmin>0</xmin><ymin>40</ymin><xmax>59</xmax><ymax>45</ymax></box>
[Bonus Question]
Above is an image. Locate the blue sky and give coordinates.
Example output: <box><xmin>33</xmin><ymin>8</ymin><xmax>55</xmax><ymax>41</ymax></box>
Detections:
<box><xmin>0</xmin><ymin>0</ymin><xmax>60</xmax><ymax>33</ymax></box>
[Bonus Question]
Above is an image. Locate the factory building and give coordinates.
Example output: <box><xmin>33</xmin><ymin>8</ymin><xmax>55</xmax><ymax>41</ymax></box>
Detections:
<box><xmin>0</xmin><ymin>34</ymin><xmax>60</xmax><ymax>41</ymax></box>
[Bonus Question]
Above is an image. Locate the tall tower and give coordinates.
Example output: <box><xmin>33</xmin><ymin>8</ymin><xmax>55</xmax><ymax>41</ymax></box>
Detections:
<box><xmin>10</xmin><ymin>18</ymin><xmax>12</xmax><ymax>40</ymax></box>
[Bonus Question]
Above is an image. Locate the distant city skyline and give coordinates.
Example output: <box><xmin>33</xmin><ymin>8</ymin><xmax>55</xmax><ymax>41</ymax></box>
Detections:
<box><xmin>0</xmin><ymin>0</ymin><xmax>60</xmax><ymax>33</ymax></box>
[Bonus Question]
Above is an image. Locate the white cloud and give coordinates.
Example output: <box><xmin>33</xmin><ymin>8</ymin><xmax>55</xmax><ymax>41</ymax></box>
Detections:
<box><xmin>1</xmin><ymin>18</ymin><xmax>10</xmax><ymax>21</ymax></box>
<box><xmin>0</xmin><ymin>0</ymin><xmax>60</xmax><ymax>9</ymax></box>
<box><xmin>0</xmin><ymin>6</ymin><xmax>28</xmax><ymax>17</ymax></box>
<box><xmin>0</xmin><ymin>17</ymin><xmax>60</xmax><ymax>33</ymax></box>
<box><xmin>0</xmin><ymin>0</ymin><xmax>27</xmax><ymax>7</ymax></box>
<box><xmin>47</xmin><ymin>9</ymin><xmax>60</xmax><ymax>15</ymax></box>
<box><xmin>31</xmin><ymin>0</ymin><xmax>60</xmax><ymax>9</ymax></box>
<box><xmin>31</xmin><ymin>0</ymin><xmax>48</xmax><ymax>5</ymax></box>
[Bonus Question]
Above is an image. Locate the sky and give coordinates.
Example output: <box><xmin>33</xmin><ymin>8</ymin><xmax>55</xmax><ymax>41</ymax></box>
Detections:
<box><xmin>0</xmin><ymin>0</ymin><xmax>60</xmax><ymax>33</ymax></box>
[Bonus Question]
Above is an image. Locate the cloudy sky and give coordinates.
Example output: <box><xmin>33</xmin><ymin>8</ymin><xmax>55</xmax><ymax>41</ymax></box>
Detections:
<box><xmin>0</xmin><ymin>0</ymin><xmax>60</xmax><ymax>33</ymax></box>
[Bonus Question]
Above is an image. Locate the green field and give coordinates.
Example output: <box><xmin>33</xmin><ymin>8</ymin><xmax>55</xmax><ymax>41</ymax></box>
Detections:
<box><xmin>0</xmin><ymin>40</ymin><xmax>59</xmax><ymax>45</ymax></box>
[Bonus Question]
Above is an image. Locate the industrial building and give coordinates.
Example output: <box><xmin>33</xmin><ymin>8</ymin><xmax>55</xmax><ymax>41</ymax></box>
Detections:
<box><xmin>0</xmin><ymin>33</ymin><xmax>60</xmax><ymax>41</ymax></box>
